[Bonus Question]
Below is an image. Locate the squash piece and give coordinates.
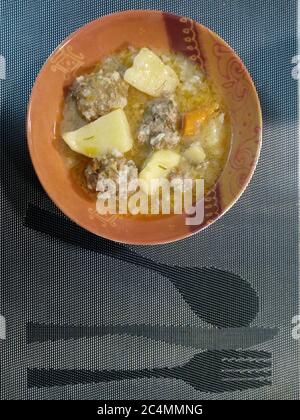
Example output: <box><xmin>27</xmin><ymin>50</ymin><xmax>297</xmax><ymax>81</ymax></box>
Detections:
<box><xmin>124</xmin><ymin>48</ymin><xmax>179</xmax><ymax>97</ymax></box>
<box><xmin>183</xmin><ymin>144</ymin><xmax>206</xmax><ymax>164</ymax></box>
<box><xmin>62</xmin><ymin>109</ymin><xmax>133</xmax><ymax>158</ymax></box>
<box><xmin>182</xmin><ymin>104</ymin><xmax>219</xmax><ymax>136</ymax></box>
<box><xmin>139</xmin><ymin>150</ymin><xmax>180</xmax><ymax>195</ymax></box>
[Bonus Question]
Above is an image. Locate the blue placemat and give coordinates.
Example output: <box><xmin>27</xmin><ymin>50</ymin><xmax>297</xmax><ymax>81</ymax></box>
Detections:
<box><xmin>0</xmin><ymin>0</ymin><xmax>299</xmax><ymax>400</ymax></box>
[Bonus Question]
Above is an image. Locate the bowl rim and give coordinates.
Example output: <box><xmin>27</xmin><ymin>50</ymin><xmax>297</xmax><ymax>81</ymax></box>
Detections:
<box><xmin>27</xmin><ymin>9</ymin><xmax>262</xmax><ymax>245</ymax></box>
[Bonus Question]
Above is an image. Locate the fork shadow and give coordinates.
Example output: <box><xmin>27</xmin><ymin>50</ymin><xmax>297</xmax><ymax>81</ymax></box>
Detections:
<box><xmin>27</xmin><ymin>349</ymin><xmax>272</xmax><ymax>392</ymax></box>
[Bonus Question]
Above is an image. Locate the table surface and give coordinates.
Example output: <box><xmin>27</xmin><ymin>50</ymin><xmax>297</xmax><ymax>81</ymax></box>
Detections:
<box><xmin>0</xmin><ymin>0</ymin><xmax>299</xmax><ymax>400</ymax></box>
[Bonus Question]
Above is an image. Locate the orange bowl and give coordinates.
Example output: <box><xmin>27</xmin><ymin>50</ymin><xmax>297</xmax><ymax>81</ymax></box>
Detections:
<box><xmin>27</xmin><ymin>10</ymin><xmax>262</xmax><ymax>245</ymax></box>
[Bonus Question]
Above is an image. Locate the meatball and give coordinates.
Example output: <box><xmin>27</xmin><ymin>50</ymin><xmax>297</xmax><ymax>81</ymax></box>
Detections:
<box><xmin>85</xmin><ymin>154</ymin><xmax>138</xmax><ymax>200</ymax></box>
<box><xmin>72</xmin><ymin>70</ymin><xmax>128</xmax><ymax>122</ymax></box>
<box><xmin>137</xmin><ymin>98</ymin><xmax>180</xmax><ymax>149</ymax></box>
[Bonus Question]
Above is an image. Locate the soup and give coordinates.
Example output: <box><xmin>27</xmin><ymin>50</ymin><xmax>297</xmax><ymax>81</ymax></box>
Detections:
<box><xmin>59</xmin><ymin>46</ymin><xmax>231</xmax><ymax>216</ymax></box>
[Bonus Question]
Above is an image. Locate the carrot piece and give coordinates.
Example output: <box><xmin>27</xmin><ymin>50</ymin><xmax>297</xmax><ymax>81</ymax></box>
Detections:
<box><xmin>182</xmin><ymin>105</ymin><xmax>218</xmax><ymax>136</ymax></box>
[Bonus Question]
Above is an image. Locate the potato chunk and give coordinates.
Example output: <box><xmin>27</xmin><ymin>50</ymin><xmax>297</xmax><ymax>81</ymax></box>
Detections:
<box><xmin>183</xmin><ymin>144</ymin><xmax>206</xmax><ymax>164</ymax></box>
<box><xmin>139</xmin><ymin>150</ymin><xmax>180</xmax><ymax>194</ymax></box>
<box><xmin>124</xmin><ymin>48</ymin><xmax>179</xmax><ymax>97</ymax></box>
<box><xmin>62</xmin><ymin>109</ymin><xmax>133</xmax><ymax>158</ymax></box>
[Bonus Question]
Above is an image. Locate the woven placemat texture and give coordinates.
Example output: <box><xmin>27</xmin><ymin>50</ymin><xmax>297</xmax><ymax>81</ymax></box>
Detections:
<box><xmin>0</xmin><ymin>0</ymin><xmax>298</xmax><ymax>400</ymax></box>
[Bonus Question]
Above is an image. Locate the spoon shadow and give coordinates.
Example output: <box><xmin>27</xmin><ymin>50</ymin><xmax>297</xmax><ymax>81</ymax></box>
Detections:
<box><xmin>24</xmin><ymin>204</ymin><xmax>259</xmax><ymax>328</ymax></box>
